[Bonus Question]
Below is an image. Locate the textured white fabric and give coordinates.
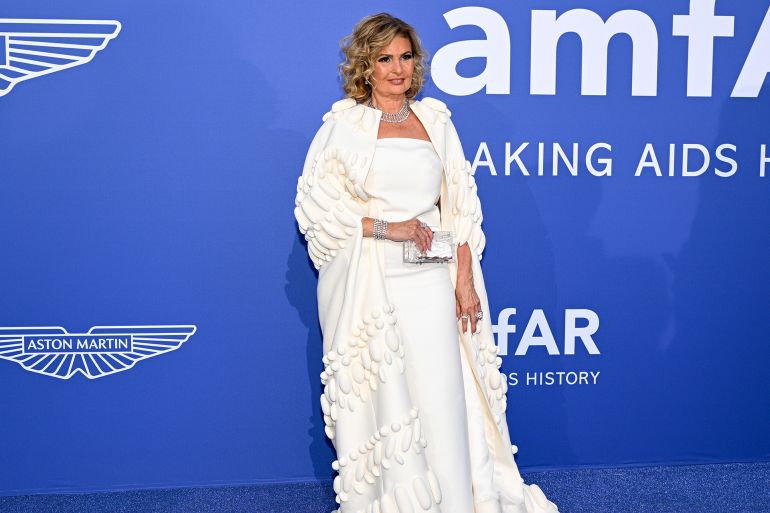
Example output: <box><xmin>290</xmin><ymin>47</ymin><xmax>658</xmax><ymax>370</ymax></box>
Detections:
<box><xmin>294</xmin><ymin>97</ymin><xmax>560</xmax><ymax>513</ymax></box>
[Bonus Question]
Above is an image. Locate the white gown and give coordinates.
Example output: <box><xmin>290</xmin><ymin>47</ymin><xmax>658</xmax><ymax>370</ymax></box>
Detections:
<box><xmin>364</xmin><ymin>137</ymin><xmax>477</xmax><ymax>512</ymax></box>
<box><xmin>298</xmin><ymin>97</ymin><xmax>559</xmax><ymax>513</ymax></box>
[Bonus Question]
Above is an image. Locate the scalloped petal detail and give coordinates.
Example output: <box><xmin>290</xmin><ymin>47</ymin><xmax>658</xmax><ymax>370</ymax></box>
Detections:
<box><xmin>420</xmin><ymin>96</ymin><xmax>448</xmax><ymax>113</ymax></box>
<box><xmin>332</xmin><ymin>97</ymin><xmax>357</xmax><ymax>112</ymax></box>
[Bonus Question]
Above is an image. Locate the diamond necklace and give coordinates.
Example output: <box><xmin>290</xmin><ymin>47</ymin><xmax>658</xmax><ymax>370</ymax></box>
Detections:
<box><xmin>367</xmin><ymin>95</ymin><xmax>410</xmax><ymax>123</ymax></box>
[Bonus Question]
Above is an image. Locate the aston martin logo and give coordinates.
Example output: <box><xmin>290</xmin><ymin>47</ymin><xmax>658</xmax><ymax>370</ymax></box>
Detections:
<box><xmin>0</xmin><ymin>325</ymin><xmax>197</xmax><ymax>379</ymax></box>
<box><xmin>0</xmin><ymin>18</ymin><xmax>121</xmax><ymax>97</ymax></box>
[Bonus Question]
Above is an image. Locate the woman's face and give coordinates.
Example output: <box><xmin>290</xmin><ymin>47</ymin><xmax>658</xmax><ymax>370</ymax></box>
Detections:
<box><xmin>370</xmin><ymin>35</ymin><xmax>414</xmax><ymax>97</ymax></box>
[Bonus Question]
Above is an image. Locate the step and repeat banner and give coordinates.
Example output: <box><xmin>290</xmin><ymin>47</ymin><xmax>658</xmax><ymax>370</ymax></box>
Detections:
<box><xmin>1</xmin><ymin>0</ymin><xmax>768</xmax><ymax>496</ymax></box>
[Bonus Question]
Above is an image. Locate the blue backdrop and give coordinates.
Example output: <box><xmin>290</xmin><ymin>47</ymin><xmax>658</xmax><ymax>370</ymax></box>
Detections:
<box><xmin>0</xmin><ymin>0</ymin><xmax>768</xmax><ymax>496</ymax></box>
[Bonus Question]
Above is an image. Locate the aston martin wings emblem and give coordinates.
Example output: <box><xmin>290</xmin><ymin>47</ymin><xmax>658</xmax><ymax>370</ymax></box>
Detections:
<box><xmin>0</xmin><ymin>325</ymin><xmax>197</xmax><ymax>379</ymax></box>
<box><xmin>0</xmin><ymin>18</ymin><xmax>121</xmax><ymax>97</ymax></box>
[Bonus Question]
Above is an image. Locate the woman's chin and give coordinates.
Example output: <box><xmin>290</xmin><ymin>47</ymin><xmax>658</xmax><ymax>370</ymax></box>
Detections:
<box><xmin>381</xmin><ymin>85</ymin><xmax>409</xmax><ymax>96</ymax></box>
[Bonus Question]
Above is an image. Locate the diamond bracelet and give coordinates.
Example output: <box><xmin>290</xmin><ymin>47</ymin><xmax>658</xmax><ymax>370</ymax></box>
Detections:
<box><xmin>373</xmin><ymin>218</ymin><xmax>388</xmax><ymax>240</ymax></box>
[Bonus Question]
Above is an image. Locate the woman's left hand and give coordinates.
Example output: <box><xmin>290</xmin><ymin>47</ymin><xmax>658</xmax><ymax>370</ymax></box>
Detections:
<box><xmin>455</xmin><ymin>276</ymin><xmax>482</xmax><ymax>335</ymax></box>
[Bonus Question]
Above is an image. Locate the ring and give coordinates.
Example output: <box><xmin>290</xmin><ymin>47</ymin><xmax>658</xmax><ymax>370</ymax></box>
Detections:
<box><xmin>475</xmin><ymin>311</ymin><xmax>483</xmax><ymax>320</ymax></box>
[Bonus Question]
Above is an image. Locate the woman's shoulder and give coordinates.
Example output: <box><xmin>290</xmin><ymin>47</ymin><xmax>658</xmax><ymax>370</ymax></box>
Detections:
<box><xmin>307</xmin><ymin>98</ymin><xmax>365</xmax><ymax>155</ymax></box>
<box><xmin>412</xmin><ymin>97</ymin><xmax>455</xmax><ymax>136</ymax></box>
<box><xmin>321</xmin><ymin>97</ymin><xmax>362</xmax><ymax>122</ymax></box>
<box><xmin>417</xmin><ymin>96</ymin><xmax>452</xmax><ymax>117</ymax></box>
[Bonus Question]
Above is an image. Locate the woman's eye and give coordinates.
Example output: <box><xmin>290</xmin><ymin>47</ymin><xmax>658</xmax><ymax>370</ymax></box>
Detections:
<box><xmin>403</xmin><ymin>54</ymin><xmax>412</xmax><ymax>60</ymax></box>
<box><xmin>379</xmin><ymin>56</ymin><xmax>390</xmax><ymax>63</ymax></box>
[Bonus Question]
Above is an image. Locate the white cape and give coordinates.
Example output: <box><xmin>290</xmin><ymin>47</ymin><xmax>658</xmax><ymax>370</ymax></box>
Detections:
<box><xmin>294</xmin><ymin>96</ymin><xmax>559</xmax><ymax>513</ymax></box>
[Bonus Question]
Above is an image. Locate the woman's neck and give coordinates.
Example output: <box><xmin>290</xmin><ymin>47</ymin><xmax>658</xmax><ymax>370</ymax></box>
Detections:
<box><xmin>370</xmin><ymin>93</ymin><xmax>406</xmax><ymax>113</ymax></box>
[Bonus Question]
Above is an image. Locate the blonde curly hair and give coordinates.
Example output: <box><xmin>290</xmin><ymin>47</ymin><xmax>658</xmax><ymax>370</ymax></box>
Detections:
<box><xmin>338</xmin><ymin>13</ymin><xmax>429</xmax><ymax>103</ymax></box>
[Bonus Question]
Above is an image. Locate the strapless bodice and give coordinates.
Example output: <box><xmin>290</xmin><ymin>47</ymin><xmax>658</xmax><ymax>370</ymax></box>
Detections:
<box><xmin>364</xmin><ymin>137</ymin><xmax>442</xmax><ymax>229</ymax></box>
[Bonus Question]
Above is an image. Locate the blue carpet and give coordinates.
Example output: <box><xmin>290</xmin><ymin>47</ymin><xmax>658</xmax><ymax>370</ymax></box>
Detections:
<box><xmin>1</xmin><ymin>462</ymin><xmax>768</xmax><ymax>513</ymax></box>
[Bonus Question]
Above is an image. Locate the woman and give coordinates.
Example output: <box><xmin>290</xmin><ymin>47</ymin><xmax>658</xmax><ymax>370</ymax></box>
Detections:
<box><xmin>294</xmin><ymin>12</ymin><xmax>559</xmax><ymax>513</ymax></box>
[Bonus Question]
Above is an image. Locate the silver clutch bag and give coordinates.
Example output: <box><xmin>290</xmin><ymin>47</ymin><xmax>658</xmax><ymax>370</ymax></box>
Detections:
<box><xmin>403</xmin><ymin>230</ymin><xmax>455</xmax><ymax>264</ymax></box>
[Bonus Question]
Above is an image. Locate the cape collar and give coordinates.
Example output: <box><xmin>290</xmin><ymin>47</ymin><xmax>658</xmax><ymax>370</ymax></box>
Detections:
<box><xmin>324</xmin><ymin>97</ymin><xmax>452</xmax><ymax>188</ymax></box>
<box><xmin>357</xmin><ymin>98</ymin><xmax>448</xmax><ymax>178</ymax></box>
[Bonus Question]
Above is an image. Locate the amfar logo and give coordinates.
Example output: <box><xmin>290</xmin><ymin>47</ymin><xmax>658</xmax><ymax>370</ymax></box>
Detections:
<box><xmin>492</xmin><ymin>308</ymin><xmax>600</xmax><ymax>357</ymax></box>
<box><xmin>432</xmin><ymin>0</ymin><xmax>770</xmax><ymax>97</ymax></box>
<box><xmin>0</xmin><ymin>18</ymin><xmax>120</xmax><ymax>97</ymax></box>
<box><xmin>0</xmin><ymin>325</ymin><xmax>196</xmax><ymax>379</ymax></box>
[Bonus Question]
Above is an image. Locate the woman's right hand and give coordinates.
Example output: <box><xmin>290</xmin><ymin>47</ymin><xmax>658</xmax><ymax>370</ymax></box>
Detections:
<box><xmin>387</xmin><ymin>218</ymin><xmax>433</xmax><ymax>253</ymax></box>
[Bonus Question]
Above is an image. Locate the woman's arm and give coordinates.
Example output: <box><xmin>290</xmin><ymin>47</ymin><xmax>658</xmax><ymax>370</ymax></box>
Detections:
<box><xmin>361</xmin><ymin>217</ymin><xmax>434</xmax><ymax>252</ymax></box>
<box><xmin>456</xmin><ymin>242</ymin><xmax>473</xmax><ymax>283</ymax></box>
<box><xmin>361</xmin><ymin>217</ymin><xmax>374</xmax><ymax>238</ymax></box>
<box><xmin>455</xmin><ymin>242</ymin><xmax>481</xmax><ymax>334</ymax></box>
